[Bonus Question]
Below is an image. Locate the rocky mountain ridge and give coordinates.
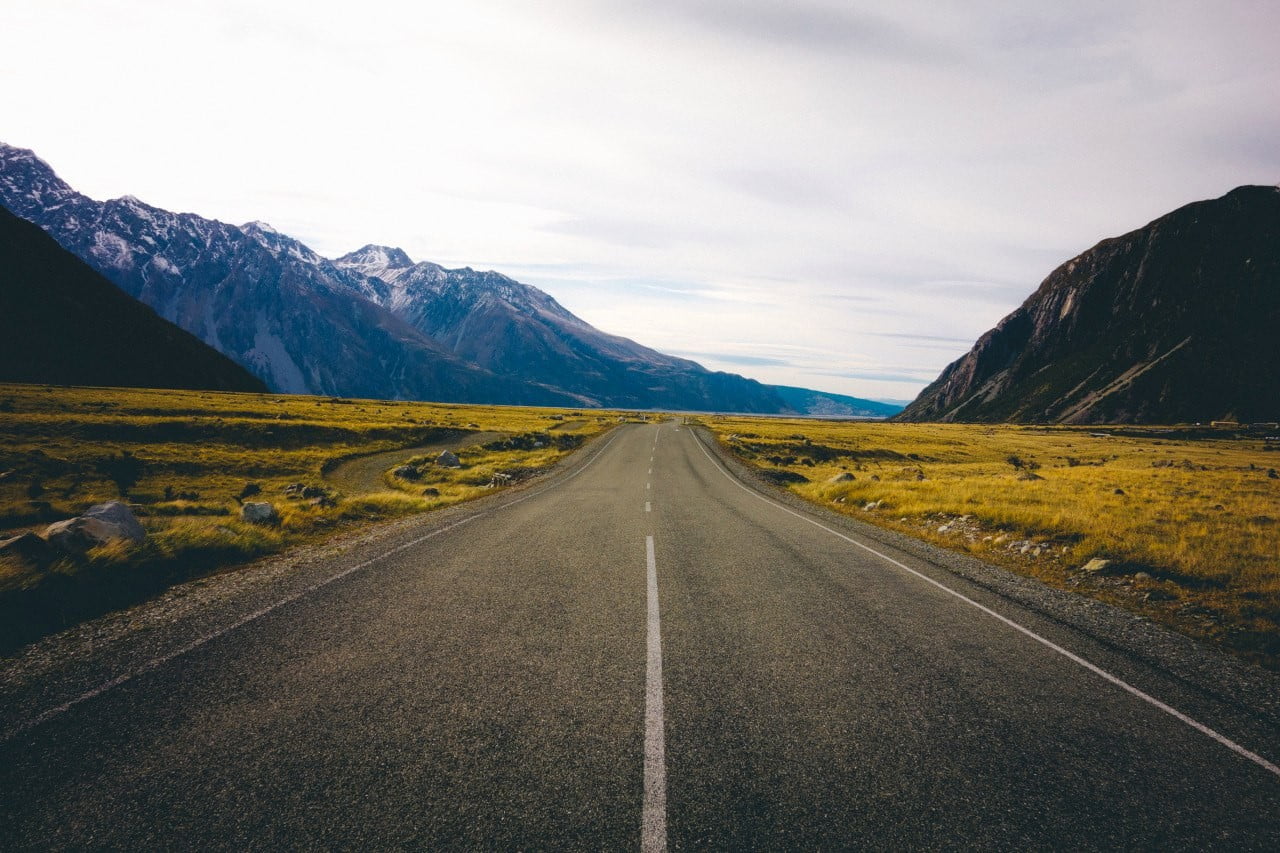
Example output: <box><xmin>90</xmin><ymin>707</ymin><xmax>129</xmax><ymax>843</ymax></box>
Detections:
<box><xmin>896</xmin><ymin>186</ymin><xmax>1280</xmax><ymax>424</ymax></box>
<box><xmin>0</xmin><ymin>142</ymin><xmax>883</xmax><ymax>414</ymax></box>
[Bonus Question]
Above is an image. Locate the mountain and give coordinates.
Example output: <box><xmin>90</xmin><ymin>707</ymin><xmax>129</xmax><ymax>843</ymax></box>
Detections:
<box><xmin>768</xmin><ymin>385</ymin><xmax>902</xmax><ymax>418</ymax></box>
<box><xmin>0</xmin><ymin>144</ymin><xmax>582</xmax><ymax>406</ymax></box>
<box><xmin>896</xmin><ymin>186</ymin><xmax>1280</xmax><ymax>424</ymax></box>
<box><xmin>0</xmin><ymin>203</ymin><xmax>265</xmax><ymax>392</ymax></box>
<box><xmin>0</xmin><ymin>143</ymin><xmax>793</xmax><ymax>412</ymax></box>
<box><xmin>331</xmin><ymin>244</ymin><xmax>787</xmax><ymax>411</ymax></box>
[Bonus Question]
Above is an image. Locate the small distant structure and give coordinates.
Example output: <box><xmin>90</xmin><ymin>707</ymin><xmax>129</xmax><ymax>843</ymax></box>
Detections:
<box><xmin>1210</xmin><ymin>420</ymin><xmax>1241</xmax><ymax>428</ymax></box>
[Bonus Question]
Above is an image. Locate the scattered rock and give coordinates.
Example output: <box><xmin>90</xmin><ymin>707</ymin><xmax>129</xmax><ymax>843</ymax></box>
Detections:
<box><xmin>828</xmin><ymin>472</ymin><xmax>855</xmax><ymax>483</ymax></box>
<box><xmin>1269</xmin><ymin>468</ymin><xmax>1278</xmax><ymax>479</ymax></box>
<box><xmin>1113</xmin><ymin>488</ymin><xmax>1126</xmax><ymax>496</ymax></box>
<box><xmin>869</xmin><ymin>474</ymin><xmax>880</xmax><ymax>482</ymax></box>
<box><xmin>1133</xmin><ymin>571</ymin><xmax>1154</xmax><ymax>582</ymax></box>
<box><xmin>863</xmin><ymin>500</ymin><xmax>883</xmax><ymax>511</ymax></box>
<box><xmin>308</xmin><ymin>496</ymin><xmax>337</xmax><ymax>509</ymax></box>
<box><xmin>938</xmin><ymin>525</ymin><xmax>952</xmax><ymax>533</ymax></box>
<box><xmin>436</xmin><ymin>450</ymin><xmax>461</xmax><ymax>468</ymax></box>
<box><xmin>422</xmin><ymin>487</ymin><xmax>440</xmax><ymax>497</ymax></box>
<box><xmin>82</xmin><ymin>501</ymin><xmax>145</xmax><ymax>542</ymax></box>
<box><xmin>1081</xmin><ymin>558</ymin><xmax>1113</xmax><ymax>573</ymax></box>
<box><xmin>282</xmin><ymin>482</ymin><xmax>307</xmax><ymax>497</ymax></box>
<box><xmin>392</xmin><ymin>465</ymin><xmax>419</xmax><ymax>480</ymax></box>
<box><xmin>489</xmin><ymin>472</ymin><xmax>516</xmax><ymax>487</ymax></box>
<box><xmin>1144</xmin><ymin>589</ymin><xmax>1177</xmax><ymax>602</ymax></box>
<box><xmin>1016</xmin><ymin>470</ymin><xmax>1044</xmax><ymax>481</ymax></box>
<box><xmin>240</xmin><ymin>502</ymin><xmax>279</xmax><ymax>524</ymax></box>
<box><xmin>238</xmin><ymin>482</ymin><xmax>261</xmax><ymax>501</ymax></box>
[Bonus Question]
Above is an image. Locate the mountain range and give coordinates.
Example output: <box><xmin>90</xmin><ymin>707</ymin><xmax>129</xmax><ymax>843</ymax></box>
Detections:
<box><xmin>0</xmin><ymin>202</ymin><xmax>265</xmax><ymax>393</ymax></box>
<box><xmin>0</xmin><ymin>143</ymin><xmax>897</xmax><ymax>416</ymax></box>
<box><xmin>897</xmin><ymin>185</ymin><xmax>1280</xmax><ymax>424</ymax></box>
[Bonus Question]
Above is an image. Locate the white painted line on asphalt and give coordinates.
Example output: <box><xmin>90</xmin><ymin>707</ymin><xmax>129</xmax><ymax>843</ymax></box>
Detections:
<box><xmin>648</xmin><ymin>467</ymin><xmax>652</xmax><ymax>475</ymax></box>
<box><xmin>4</xmin><ymin>430</ymin><xmax>626</xmax><ymax>743</ymax></box>
<box><xmin>646</xmin><ymin>502</ymin><xmax>651</xmax><ymax>513</ymax></box>
<box><xmin>642</xmin><ymin>535</ymin><xmax>668</xmax><ymax>852</ymax></box>
<box><xmin>646</xmin><ymin>482</ymin><xmax>651</xmax><ymax>490</ymax></box>
<box><xmin>690</xmin><ymin>432</ymin><xmax>1280</xmax><ymax>780</ymax></box>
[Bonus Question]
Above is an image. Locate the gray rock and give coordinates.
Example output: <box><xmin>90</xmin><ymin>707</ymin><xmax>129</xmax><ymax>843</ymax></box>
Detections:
<box><xmin>863</xmin><ymin>500</ymin><xmax>882</xmax><ymax>512</ymax></box>
<box><xmin>83</xmin><ymin>501</ymin><xmax>145</xmax><ymax>542</ymax></box>
<box><xmin>436</xmin><ymin>450</ymin><xmax>461</xmax><ymax>468</ymax></box>
<box><xmin>43</xmin><ymin>517</ymin><xmax>125</xmax><ymax>556</ymax></box>
<box><xmin>828</xmin><ymin>472</ymin><xmax>855</xmax><ymax>483</ymax></box>
<box><xmin>392</xmin><ymin>465</ymin><xmax>419</xmax><ymax>480</ymax></box>
<box><xmin>1081</xmin><ymin>558</ymin><xmax>1113</xmax><ymax>573</ymax></box>
<box><xmin>240</xmin><ymin>502</ymin><xmax>279</xmax><ymax>524</ymax></box>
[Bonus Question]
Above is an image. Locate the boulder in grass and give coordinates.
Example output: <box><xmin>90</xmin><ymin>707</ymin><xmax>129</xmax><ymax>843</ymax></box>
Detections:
<box><xmin>393</xmin><ymin>465</ymin><xmax>420</xmax><ymax>480</ymax></box>
<box><xmin>83</xmin><ymin>501</ymin><xmax>145</xmax><ymax>542</ymax></box>
<box><xmin>436</xmin><ymin>450</ymin><xmax>461</xmax><ymax>469</ymax></box>
<box><xmin>42</xmin><ymin>501</ymin><xmax>146</xmax><ymax>555</ymax></box>
<box><xmin>1081</xmin><ymin>558</ymin><xmax>1113</xmax><ymax>574</ymax></box>
<box><xmin>828</xmin><ymin>472</ymin><xmax>855</xmax><ymax>483</ymax></box>
<box><xmin>240</xmin><ymin>502</ymin><xmax>279</xmax><ymax>525</ymax></box>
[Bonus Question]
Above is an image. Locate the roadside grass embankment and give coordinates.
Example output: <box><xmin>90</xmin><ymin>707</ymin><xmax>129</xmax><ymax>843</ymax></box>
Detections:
<box><xmin>0</xmin><ymin>383</ymin><xmax>619</xmax><ymax>651</ymax></box>
<box><xmin>695</xmin><ymin>416</ymin><xmax>1280</xmax><ymax>669</ymax></box>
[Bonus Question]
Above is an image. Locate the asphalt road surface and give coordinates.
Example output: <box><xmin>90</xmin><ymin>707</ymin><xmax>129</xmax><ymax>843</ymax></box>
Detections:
<box><xmin>2</xmin><ymin>423</ymin><xmax>1278</xmax><ymax>849</ymax></box>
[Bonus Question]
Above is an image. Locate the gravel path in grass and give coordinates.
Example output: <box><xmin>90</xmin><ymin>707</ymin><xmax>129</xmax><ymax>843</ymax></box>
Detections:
<box><xmin>323</xmin><ymin>431</ymin><xmax>503</xmax><ymax>494</ymax></box>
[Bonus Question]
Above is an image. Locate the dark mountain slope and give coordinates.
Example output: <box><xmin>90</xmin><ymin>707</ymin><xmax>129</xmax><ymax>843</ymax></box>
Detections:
<box><xmin>897</xmin><ymin>186</ymin><xmax>1280</xmax><ymax>424</ymax></box>
<box><xmin>0</xmin><ymin>203</ymin><xmax>265</xmax><ymax>392</ymax></box>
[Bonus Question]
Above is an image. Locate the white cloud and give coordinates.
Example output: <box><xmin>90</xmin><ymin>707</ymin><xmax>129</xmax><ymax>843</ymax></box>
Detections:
<box><xmin>3</xmin><ymin>0</ymin><xmax>1277</xmax><ymax>400</ymax></box>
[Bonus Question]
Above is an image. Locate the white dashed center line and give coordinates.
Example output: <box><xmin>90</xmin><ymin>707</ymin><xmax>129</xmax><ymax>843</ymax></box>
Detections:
<box><xmin>642</xmin><ymin>535</ymin><xmax>667</xmax><ymax>852</ymax></box>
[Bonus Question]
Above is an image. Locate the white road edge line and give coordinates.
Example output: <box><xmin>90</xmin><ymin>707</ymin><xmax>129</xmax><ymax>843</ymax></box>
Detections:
<box><xmin>4</xmin><ymin>429</ymin><xmax>626</xmax><ymax>743</ymax></box>
<box><xmin>645</xmin><ymin>502</ymin><xmax>652</xmax><ymax>513</ymax></box>
<box><xmin>690</xmin><ymin>431</ymin><xmax>1280</xmax><ymax>779</ymax></box>
<box><xmin>642</xmin><ymin>534</ymin><xmax>668</xmax><ymax>852</ymax></box>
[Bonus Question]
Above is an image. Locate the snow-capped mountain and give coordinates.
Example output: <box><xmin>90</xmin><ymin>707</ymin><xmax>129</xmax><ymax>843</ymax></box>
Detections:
<box><xmin>0</xmin><ymin>141</ymin><xmax>893</xmax><ymax>414</ymax></box>
<box><xmin>330</xmin><ymin>245</ymin><xmax>787</xmax><ymax>411</ymax></box>
<box><xmin>0</xmin><ymin>143</ymin><xmax>574</xmax><ymax>405</ymax></box>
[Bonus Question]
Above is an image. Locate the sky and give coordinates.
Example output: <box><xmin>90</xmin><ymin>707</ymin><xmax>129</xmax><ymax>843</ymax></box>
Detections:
<box><xmin>3</xmin><ymin>1</ymin><xmax>1278</xmax><ymax>402</ymax></box>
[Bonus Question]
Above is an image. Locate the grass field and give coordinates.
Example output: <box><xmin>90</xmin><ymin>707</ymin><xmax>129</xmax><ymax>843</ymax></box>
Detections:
<box><xmin>696</xmin><ymin>415</ymin><xmax>1280</xmax><ymax>668</ymax></box>
<box><xmin>0</xmin><ymin>383</ymin><xmax>620</xmax><ymax>649</ymax></box>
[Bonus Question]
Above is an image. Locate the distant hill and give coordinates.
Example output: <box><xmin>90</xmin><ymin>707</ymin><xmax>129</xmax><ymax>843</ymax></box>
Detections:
<box><xmin>769</xmin><ymin>385</ymin><xmax>902</xmax><ymax>418</ymax></box>
<box><xmin>896</xmin><ymin>186</ymin><xmax>1280</xmax><ymax>424</ymax></box>
<box><xmin>0</xmin><ymin>203</ymin><xmax>266</xmax><ymax>393</ymax></box>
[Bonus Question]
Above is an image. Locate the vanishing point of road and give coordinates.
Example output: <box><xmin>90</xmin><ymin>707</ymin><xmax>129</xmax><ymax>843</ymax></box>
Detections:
<box><xmin>2</xmin><ymin>423</ymin><xmax>1278</xmax><ymax>848</ymax></box>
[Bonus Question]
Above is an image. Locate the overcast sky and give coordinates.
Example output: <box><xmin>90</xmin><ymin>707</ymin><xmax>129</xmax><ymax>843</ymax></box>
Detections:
<box><xmin>4</xmin><ymin>1</ymin><xmax>1278</xmax><ymax>401</ymax></box>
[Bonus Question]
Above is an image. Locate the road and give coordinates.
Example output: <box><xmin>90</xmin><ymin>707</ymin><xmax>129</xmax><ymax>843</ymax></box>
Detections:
<box><xmin>2</xmin><ymin>422</ymin><xmax>1278</xmax><ymax>849</ymax></box>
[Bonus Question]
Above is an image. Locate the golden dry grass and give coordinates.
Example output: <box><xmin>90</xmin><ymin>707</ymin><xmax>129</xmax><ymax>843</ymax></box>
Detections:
<box><xmin>696</xmin><ymin>415</ymin><xmax>1280</xmax><ymax>667</ymax></box>
<box><xmin>0</xmin><ymin>383</ymin><xmax>620</xmax><ymax>647</ymax></box>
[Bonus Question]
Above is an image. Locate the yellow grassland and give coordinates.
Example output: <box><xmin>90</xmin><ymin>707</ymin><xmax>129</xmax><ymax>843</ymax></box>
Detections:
<box><xmin>696</xmin><ymin>415</ymin><xmax>1280</xmax><ymax>668</ymax></box>
<box><xmin>0</xmin><ymin>383</ymin><xmax>621</xmax><ymax>627</ymax></box>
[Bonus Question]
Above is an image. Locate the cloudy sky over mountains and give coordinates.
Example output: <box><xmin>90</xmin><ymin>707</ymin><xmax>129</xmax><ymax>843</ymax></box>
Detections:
<box><xmin>4</xmin><ymin>0</ymin><xmax>1278</xmax><ymax>399</ymax></box>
